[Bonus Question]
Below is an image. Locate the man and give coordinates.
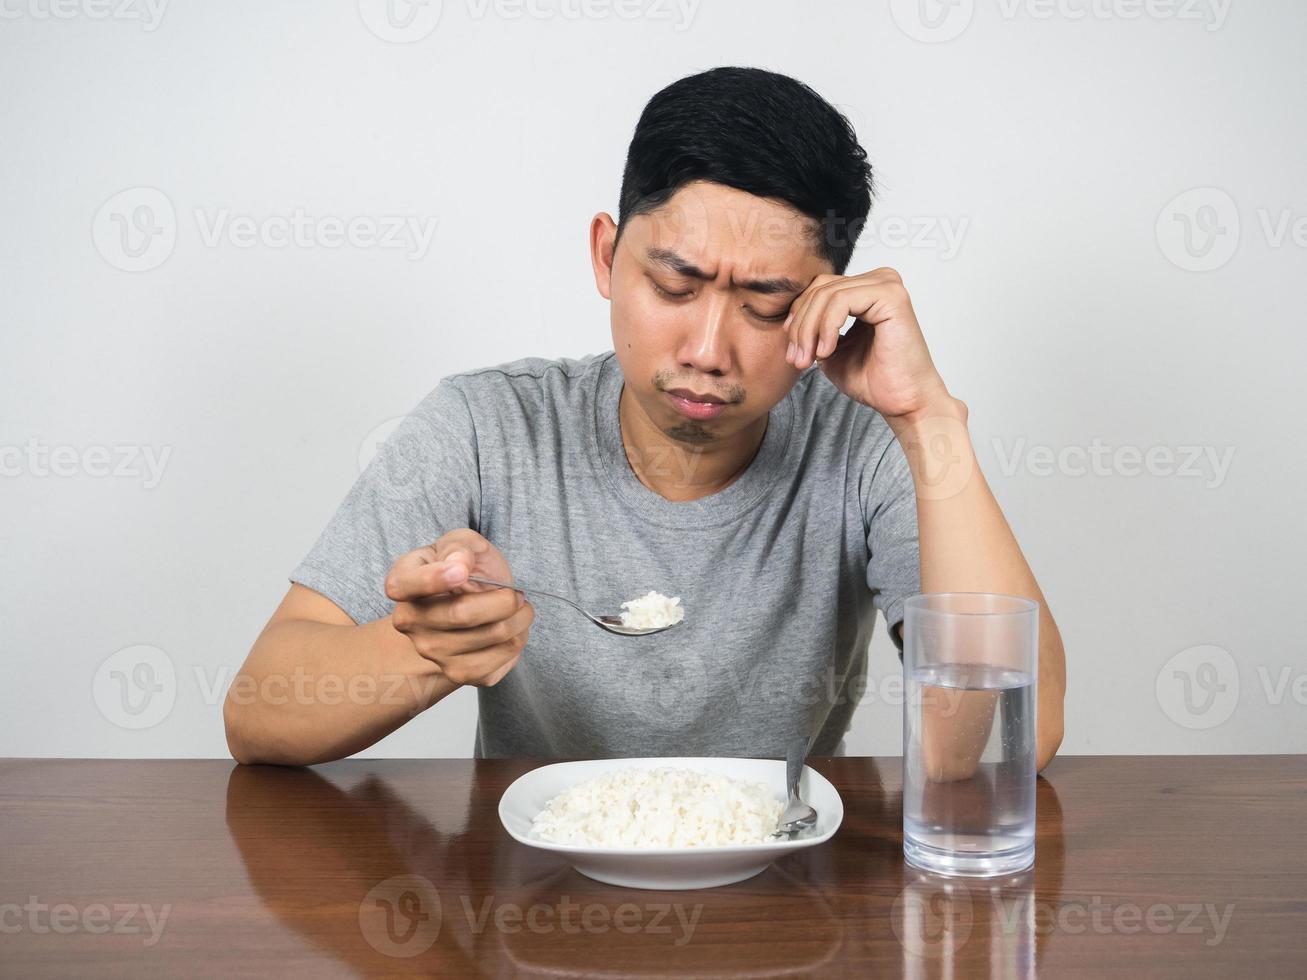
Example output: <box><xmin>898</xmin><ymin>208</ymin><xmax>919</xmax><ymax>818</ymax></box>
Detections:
<box><xmin>224</xmin><ymin>67</ymin><xmax>1066</xmax><ymax>767</ymax></box>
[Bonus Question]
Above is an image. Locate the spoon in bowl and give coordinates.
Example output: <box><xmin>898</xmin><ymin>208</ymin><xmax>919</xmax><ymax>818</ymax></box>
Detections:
<box><xmin>466</xmin><ymin>575</ymin><xmax>680</xmax><ymax>637</ymax></box>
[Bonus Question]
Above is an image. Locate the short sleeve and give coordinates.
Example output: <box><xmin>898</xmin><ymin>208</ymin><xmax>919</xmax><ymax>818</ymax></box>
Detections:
<box><xmin>862</xmin><ymin>433</ymin><xmax>921</xmax><ymax>655</ymax></box>
<box><xmin>289</xmin><ymin>380</ymin><xmax>482</xmax><ymax>625</ymax></box>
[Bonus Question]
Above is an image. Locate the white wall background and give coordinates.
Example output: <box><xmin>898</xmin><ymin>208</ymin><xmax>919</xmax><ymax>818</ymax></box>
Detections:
<box><xmin>2</xmin><ymin>0</ymin><xmax>1303</xmax><ymax>759</ymax></box>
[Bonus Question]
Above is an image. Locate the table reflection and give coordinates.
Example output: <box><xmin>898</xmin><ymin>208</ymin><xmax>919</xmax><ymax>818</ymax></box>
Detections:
<box><xmin>891</xmin><ymin>776</ymin><xmax>1065</xmax><ymax>979</ymax></box>
<box><xmin>224</xmin><ymin>763</ymin><xmax>847</xmax><ymax>977</ymax></box>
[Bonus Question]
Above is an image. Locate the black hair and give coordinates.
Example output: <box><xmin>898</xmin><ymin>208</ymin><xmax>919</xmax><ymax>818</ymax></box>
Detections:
<box><xmin>616</xmin><ymin>66</ymin><xmax>874</xmax><ymax>275</ymax></box>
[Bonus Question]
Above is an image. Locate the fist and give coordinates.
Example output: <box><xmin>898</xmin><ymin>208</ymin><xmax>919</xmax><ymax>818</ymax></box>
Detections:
<box><xmin>384</xmin><ymin>529</ymin><xmax>534</xmax><ymax>687</ymax></box>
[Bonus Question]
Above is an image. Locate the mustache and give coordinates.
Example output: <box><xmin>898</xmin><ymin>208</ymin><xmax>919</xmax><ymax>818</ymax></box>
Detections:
<box><xmin>652</xmin><ymin>371</ymin><xmax>745</xmax><ymax>404</ymax></box>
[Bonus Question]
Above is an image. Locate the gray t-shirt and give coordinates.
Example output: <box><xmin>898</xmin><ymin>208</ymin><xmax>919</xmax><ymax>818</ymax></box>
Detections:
<box><xmin>291</xmin><ymin>351</ymin><xmax>920</xmax><ymax>758</ymax></box>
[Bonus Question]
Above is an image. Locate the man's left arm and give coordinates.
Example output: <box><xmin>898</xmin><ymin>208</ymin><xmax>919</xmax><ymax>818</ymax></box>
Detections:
<box><xmin>784</xmin><ymin>267</ymin><xmax>1067</xmax><ymax>771</ymax></box>
<box><xmin>887</xmin><ymin>399</ymin><xmax>1067</xmax><ymax>771</ymax></box>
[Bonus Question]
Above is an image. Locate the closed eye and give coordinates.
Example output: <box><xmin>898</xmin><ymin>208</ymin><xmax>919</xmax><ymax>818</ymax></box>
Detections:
<box><xmin>650</xmin><ymin>280</ymin><xmax>693</xmax><ymax>300</ymax></box>
<box><xmin>651</xmin><ymin>277</ymin><xmax>789</xmax><ymax>321</ymax></box>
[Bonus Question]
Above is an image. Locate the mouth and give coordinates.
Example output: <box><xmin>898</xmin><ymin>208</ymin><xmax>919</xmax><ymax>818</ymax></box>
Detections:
<box><xmin>663</xmin><ymin>387</ymin><xmax>733</xmax><ymax>421</ymax></box>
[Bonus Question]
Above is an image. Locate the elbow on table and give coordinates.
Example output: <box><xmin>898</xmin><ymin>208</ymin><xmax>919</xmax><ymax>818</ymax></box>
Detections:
<box><xmin>1036</xmin><ymin>667</ymin><xmax>1067</xmax><ymax>773</ymax></box>
<box><xmin>222</xmin><ymin>695</ymin><xmax>346</xmax><ymax>767</ymax></box>
<box><xmin>1036</xmin><ymin>720</ymin><xmax>1064</xmax><ymax>773</ymax></box>
<box><xmin>222</xmin><ymin>694</ymin><xmax>261</xmax><ymax>766</ymax></box>
<box><xmin>222</xmin><ymin>692</ymin><xmax>296</xmax><ymax>766</ymax></box>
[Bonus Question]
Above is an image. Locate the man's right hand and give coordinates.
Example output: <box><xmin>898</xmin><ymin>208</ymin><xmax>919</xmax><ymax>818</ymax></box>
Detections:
<box><xmin>384</xmin><ymin>529</ymin><xmax>534</xmax><ymax>687</ymax></box>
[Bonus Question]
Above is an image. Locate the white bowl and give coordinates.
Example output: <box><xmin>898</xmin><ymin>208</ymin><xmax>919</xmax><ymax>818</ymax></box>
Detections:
<box><xmin>498</xmin><ymin>756</ymin><xmax>844</xmax><ymax>890</ymax></box>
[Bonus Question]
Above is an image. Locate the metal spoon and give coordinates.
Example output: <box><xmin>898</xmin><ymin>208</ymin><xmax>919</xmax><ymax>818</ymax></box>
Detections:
<box><xmin>466</xmin><ymin>575</ymin><xmax>681</xmax><ymax>637</ymax></box>
<box><xmin>770</xmin><ymin>736</ymin><xmax>819</xmax><ymax>840</ymax></box>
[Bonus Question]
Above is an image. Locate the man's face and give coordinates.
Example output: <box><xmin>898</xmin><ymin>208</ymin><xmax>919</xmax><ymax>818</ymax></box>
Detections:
<box><xmin>592</xmin><ymin>180</ymin><xmax>834</xmax><ymax>446</ymax></box>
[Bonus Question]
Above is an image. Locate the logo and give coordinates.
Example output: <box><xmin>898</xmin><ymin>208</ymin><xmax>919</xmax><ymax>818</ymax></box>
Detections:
<box><xmin>891</xmin><ymin>877</ymin><xmax>974</xmax><ymax>957</ymax></box>
<box><xmin>646</xmin><ymin>180</ymin><xmax>713</xmax><ymax>259</ymax></box>
<box><xmin>890</xmin><ymin>0</ymin><xmax>975</xmax><ymax>43</ymax></box>
<box><xmin>358</xmin><ymin>0</ymin><xmax>443</xmax><ymax>42</ymax></box>
<box><xmin>359</xmin><ymin>414</ymin><xmax>453</xmax><ymax>503</ymax></box>
<box><xmin>1155</xmin><ymin>187</ymin><xmax>1240</xmax><ymax>272</ymax></box>
<box><xmin>621</xmin><ymin>648</ymin><xmax>709</xmax><ymax>727</ymax></box>
<box><xmin>359</xmin><ymin>875</ymin><xmax>442</xmax><ymax>957</ymax></box>
<box><xmin>92</xmin><ymin>645</ymin><xmax>177</xmax><ymax>729</ymax></box>
<box><xmin>358</xmin><ymin>416</ymin><xmax>408</xmax><ymax>475</ymax></box>
<box><xmin>92</xmin><ymin>187</ymin><xmax>176</xmax><ymax>272</ymax></box>
<box><xmin>897</xmin><ymin>414</ymin><xmax>975</xmax><ymax>501</ymax></box>
<box><xmin>1156</xmin><ymin>644</ymin><xmax>1239</xmax><ymax>730</ymax></box>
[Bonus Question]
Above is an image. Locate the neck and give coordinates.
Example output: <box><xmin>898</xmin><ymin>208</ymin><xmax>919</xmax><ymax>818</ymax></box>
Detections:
<box><xmin>618</xmin><ymin>385</ymin><xmax>768</xmax><ymax>502</ymax></box>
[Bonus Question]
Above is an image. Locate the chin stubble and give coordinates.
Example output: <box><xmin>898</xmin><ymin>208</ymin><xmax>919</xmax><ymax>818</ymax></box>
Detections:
<box><xmin>666</xmin><ymin>421</ymin><xmax>714</xmax><ymax>444</ymax></box>
<box><xmin>651</xmin><ymin>369</ymin><xmax>745</xmax><ymax>446</ymax></box>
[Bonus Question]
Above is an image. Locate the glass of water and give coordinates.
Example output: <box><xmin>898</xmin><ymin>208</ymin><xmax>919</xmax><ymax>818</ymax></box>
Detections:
<box><xmin>902</xmin><ymin>592</ymin><xmax>1039</xmax><ymax>876</ymax></box>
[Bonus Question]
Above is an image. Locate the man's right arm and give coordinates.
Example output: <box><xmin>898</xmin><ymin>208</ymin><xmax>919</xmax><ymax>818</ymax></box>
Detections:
<box><xmin>223</xmin><ymin>584</ymin><xmax>457</xmax><ymax>766</ymax></box>
<box><xmin>224</xmin><ymin>529</ymin><xmax>533</xmax><ymax>766</ymax></box>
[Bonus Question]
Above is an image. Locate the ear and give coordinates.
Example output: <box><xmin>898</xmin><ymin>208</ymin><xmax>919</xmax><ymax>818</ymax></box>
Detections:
<box><xmin>589</xmin><ymin>212</ymin><xmax>618</xmax><ymax>300</ymax></box>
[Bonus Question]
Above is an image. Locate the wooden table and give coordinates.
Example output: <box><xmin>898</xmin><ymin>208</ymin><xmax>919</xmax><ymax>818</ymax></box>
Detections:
<box><xmin>2</xmin><ymin>756</ymin><xmax>1304</xmax><ymax>977</ymax></box>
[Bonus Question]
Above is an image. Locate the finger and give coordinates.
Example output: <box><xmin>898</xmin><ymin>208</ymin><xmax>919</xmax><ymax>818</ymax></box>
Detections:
<box><xmin>392</xmin><ymin>544</ymin><xmax>439</xmax><ymax>569</ymax></box>
<box><xmin>790</xmin><ymin>271</ymin><xmax>903</xmax><ymax>367</ymax></box>
<box><xmin>434</xmin><ymin>528</ymin><xmax>490</xmax><ymax>559</ymax></box>
<box><xmin>420</xmin><ymin>589</ymin><xmax>530</xmax><ymax>634</ymax></box>
<box><xmin>812</xmin><ymin>283</ymin><xmax>867</xmax><ymax>361</ymax></box>
<box><xmin>440</xmin><ymin>548</ymin><xmax>476</xmax><ymax>588</ymax></box>
<box><xmin>385</xmin><ymin>527</ymin><xmax>495</xmax><ymax>601</ymax></box>
<box><xmin>481</xmin><ymin>652</ymin><xmax>522</xmax><ymax>687</ymax></box>
<box><xmin>434</xmin><ymin>531</ymin><xmax>496</xmax><ymax>591</ymax></box>
<box><xmin>788</xmin><ymin>275</ymin><xmax>846</xmax><ymax>368</ymax></box>
<box><xmin>385</xmin><ymin>546</ymin><xmax>459</xmax><ymax>601</ymax></box>
<box><xmin>439</xmin><ymin>639</ymin><xmax>526</xmax><ymax>687</ymax></box>
<box><xmin>867</xmin><ymin>266</ymin><xmax>904</xmax><ymax>286</ymax></box>
<box><xmin>783</xmin><ymin>301</ymin><xmax>801</xmax><ymax>363</ymax></box>
<box><xmin>795</xmin><ymin>287</ymin><xmax>848</xmax><ymax>369</ymax></box>
<box><xmin>818</xmin><ymin>319</ymin><xmax>871</xmax><ymax>386</ymax></box>
<box><xmin>810</xmin><ymin>279</ymin><xmax>906</xmax><ymax>366</ymax></box>
<box><xmin>830</xmin><ymin>318</ymin><xmax>871</xmax><ymax>357</ymax></box>
<box><xmin>784</xmin><ymin>303</ymin><xmax>811</xmax><ymax>366</ymax></box>
<box><xmin>816</xmin><ymin>306</ymin><xmax>860</xmax><ymax>362</ymax></box>
<box><xmin>783</xmin><ymin>275</ymin><xmax>831</xmax><ymax>365</ymax></box>
<box><xmin>798</xmin><ymin>294</ymin><xmax>836</xmax><ymax>367</ymax></box>
<box><xmin>386</xmin><ymin>552</ymin><xmax>476</xmax><ymax>600</ymax></box>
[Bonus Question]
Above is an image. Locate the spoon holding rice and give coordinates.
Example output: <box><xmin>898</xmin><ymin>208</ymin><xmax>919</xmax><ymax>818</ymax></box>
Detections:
<box><xmin>466</xmin><ymin>576</ymin><xmax>684</xmax><ymax>637</ymax></box>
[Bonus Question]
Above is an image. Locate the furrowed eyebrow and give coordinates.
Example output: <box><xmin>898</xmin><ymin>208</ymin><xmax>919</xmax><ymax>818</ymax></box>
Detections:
<box><xmin>645</xmin><ymin>247</ymin><xmax>803</xmax><ymax>296</ymax></box>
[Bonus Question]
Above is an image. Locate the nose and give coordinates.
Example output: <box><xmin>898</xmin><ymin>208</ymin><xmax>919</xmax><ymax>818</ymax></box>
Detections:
<box><xmin>674</xmin><ymin>291</ymin><xmax>733</xmax><ymax>377</ymax></box>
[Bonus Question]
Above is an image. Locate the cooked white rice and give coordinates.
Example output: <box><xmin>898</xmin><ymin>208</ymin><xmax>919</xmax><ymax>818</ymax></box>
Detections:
<box><xmin>528</xmin><ymin>766</ymin><xmax>784</xmax><ymax>847</ymax></box>
<box><xmin>619</xmin><ymin>591</ymin><xmax>685</xmax><ymax>629</ymax></box>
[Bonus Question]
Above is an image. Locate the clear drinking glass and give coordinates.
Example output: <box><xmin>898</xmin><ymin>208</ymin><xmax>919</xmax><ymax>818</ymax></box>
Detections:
<box><xmin>902</xmin><ymin>593</ymin><xmax>1040</xmax><ymax>876</ymax></box>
